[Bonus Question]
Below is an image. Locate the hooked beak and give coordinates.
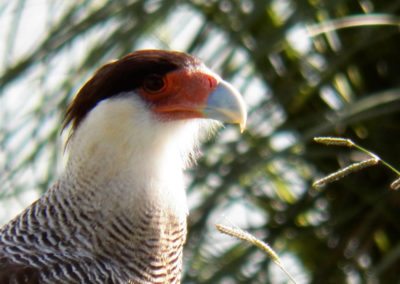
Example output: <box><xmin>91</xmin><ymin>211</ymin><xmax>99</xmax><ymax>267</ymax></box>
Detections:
<box><xmin>203</xmin><ymin>80</ymin><xmax>247</xmax><ymax>132</ymax></box>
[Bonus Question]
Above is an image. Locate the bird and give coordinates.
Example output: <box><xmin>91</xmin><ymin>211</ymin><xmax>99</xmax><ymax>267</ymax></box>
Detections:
<box><xmin>0</xmin><ymin>50</ymin><xmax>246</xmax><ymax>284</ymax></box>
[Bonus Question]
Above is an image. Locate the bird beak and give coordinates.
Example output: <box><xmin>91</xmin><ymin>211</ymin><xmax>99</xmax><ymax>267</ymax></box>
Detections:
<box><xmin>203</xmin><ymin>80</ymin><xmax>247</xmax><ymax>132</ymax></box>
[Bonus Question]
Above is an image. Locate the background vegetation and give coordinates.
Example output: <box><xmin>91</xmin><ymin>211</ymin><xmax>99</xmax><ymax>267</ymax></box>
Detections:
<box><xmin>1</xmin><ymin>1</ymin><xmax>399</xmax><ymax>283</ymax></box>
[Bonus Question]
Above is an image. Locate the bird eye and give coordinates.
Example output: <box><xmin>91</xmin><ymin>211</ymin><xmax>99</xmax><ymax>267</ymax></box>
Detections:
<box><xmin>143</xmin><ymin>74</ymin><xmax>166</xmax><ymax>93</ymax></box>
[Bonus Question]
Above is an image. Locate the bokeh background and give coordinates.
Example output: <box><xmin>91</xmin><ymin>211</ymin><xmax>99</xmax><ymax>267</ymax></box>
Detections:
<box><xmin>1</xmin><ymin>1</ymin><xmax>400</xmax><ymax>283</ymax></box>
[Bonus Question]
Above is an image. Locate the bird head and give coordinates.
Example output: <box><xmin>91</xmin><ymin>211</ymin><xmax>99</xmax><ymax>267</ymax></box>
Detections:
<box><xmin>62</xmin><ymin>50</ymin><xmax>247</xmax><ymax>177</ymax></box>
<box><xmin>64</xmin><ymin>50</ymin><xmax>246</xmax><ymax>135</ymax></box>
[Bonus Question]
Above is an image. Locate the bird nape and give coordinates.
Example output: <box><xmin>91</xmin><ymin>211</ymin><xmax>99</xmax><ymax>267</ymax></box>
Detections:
<box><xmin>0</xmin><ymin>50</ymin><xmax>246</xmax><ymax>284</ymax></box>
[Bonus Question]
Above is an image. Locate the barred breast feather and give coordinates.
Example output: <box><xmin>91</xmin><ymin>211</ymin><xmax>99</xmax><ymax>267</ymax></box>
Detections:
<box><xmin>0</xmin><ymin>181</ymin><xmax>186</xmax><ymax>284</ymax></box>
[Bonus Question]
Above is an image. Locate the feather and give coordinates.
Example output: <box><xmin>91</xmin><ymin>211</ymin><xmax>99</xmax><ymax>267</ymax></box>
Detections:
<box><xmin>0</xmin><ymin>257</ymin><xmax>39</xmax><ymax>284</ymax></box>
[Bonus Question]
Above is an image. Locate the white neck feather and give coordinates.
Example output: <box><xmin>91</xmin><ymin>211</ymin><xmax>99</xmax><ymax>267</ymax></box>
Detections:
<box><xmin>63</xmin><ymin>93</ymin><xmax>217</xmax><ymax>217</ymax></box>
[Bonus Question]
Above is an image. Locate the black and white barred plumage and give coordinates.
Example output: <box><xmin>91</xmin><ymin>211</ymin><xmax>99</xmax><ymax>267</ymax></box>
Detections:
<box><xmin>0</xmin><ymin>181</ymin><xmax>186</xmax><ymax>283</ymax></box>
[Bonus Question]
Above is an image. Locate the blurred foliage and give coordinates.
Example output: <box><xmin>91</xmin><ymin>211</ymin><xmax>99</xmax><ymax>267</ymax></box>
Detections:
<box><xmin>1</xmin><ymin>0</ymin><xmax>400</xmax><ymax>283</ymax></box>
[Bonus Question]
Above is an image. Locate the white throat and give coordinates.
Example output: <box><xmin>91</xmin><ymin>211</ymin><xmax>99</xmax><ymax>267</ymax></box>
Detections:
<box><xmin>63</xmin><ymin>93</ymin><xmax>216</xmax><ymax>217</ymax></box>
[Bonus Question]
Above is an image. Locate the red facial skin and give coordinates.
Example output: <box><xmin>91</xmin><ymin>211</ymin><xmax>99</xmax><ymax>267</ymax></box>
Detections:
<box><xmin>137</xmin><ymin>68</ymin><xmax>219</xmax><ymax>121</ymax></box>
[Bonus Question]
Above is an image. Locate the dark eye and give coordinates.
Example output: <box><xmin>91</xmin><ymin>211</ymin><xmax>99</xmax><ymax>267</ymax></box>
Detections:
<box><xmin>143</xmin><ymin>74</ymin><xmax>165</xmax><ymax>93</ymax></box>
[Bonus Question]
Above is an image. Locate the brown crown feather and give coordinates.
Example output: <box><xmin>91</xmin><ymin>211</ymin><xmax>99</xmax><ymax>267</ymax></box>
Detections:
<box><xmin>63</xmin><ymin>50</ymin><xmax>201</xmax><ymax>132</ymax></box>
